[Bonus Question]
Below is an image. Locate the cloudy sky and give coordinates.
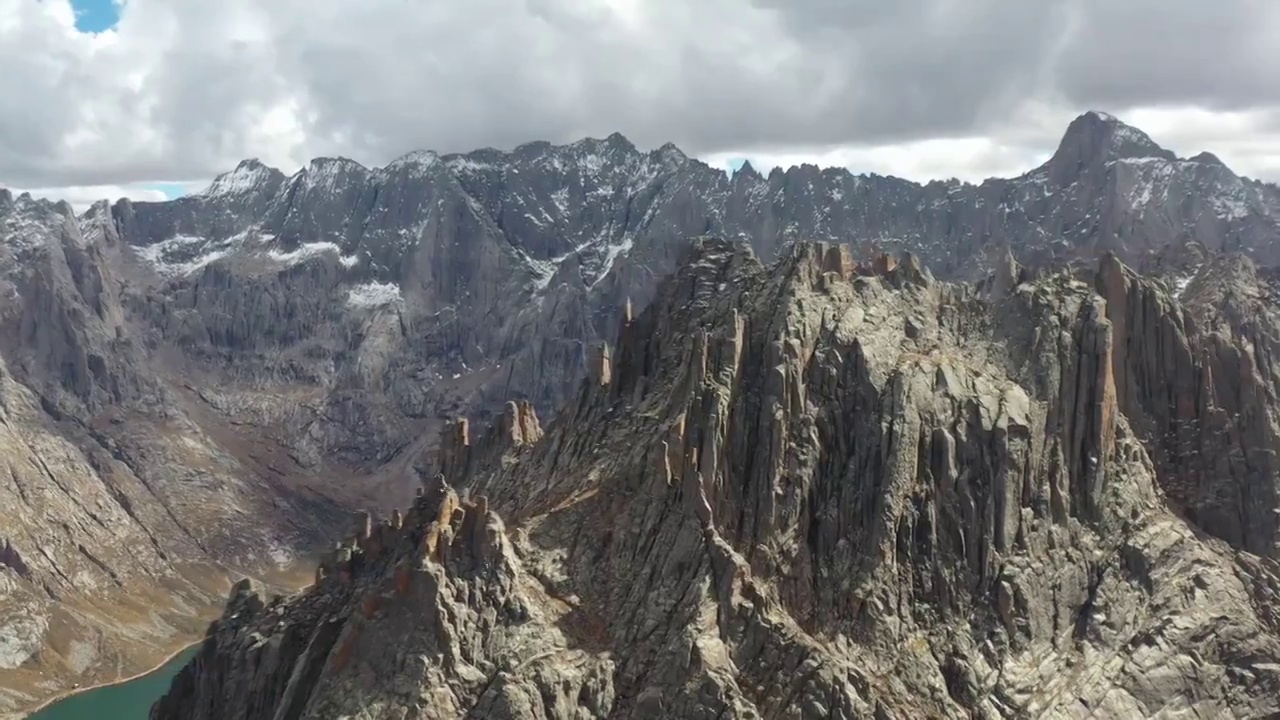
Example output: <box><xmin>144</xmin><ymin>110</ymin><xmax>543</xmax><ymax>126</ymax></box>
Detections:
<box><xmin>3</xmin><ymin>0</ymin><xmax>1279</xmax><ymax>209</ymax></box>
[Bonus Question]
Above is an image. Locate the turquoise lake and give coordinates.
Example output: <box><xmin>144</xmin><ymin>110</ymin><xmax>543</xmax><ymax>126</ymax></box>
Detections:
<box><xmin>27</xmin><ymin>646</ymin><xmax>198</xmax><ymax>720</ymax></box>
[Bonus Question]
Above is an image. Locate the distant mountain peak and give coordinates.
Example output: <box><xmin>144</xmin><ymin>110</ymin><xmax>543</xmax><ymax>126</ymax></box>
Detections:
<box><xmin>560</xmin><ymin>132</ymin><xmax>638</xmax><ymax>158</ymax></box>
<box><xmin>201</xmin><ymin>158</ymin><xmax>283</xmax><ymax>199</ymax></box>
<box><xmin>9</xmin><ymin>191</ymin><xmax>64</xmax><ymax>214</ymax></box>
<box><xmin>655</xmin><ymin>141</ymin><xmax>688</xmax><ymax>163</ymax></box>
<box><xmin>1190</xmin><ymin>150</ymin><xmax>1228</xmax><ymax>168</ymax></box>
<box><xmin>1047</xmin><ymin>111</ymin><xmax>1176</xmax><ymax>185</ymax></box>
<box><xmin>305</xmin><ymin>156</ymin><xmax>366</xmax><ymax>171</ymax></box>
<box><xmin>604</xmin><ymin>131</ymin><xmax>634</xmax><ymax>149</ymax></box>
<box><xmin>291</xmin><ymin>157</ymin><xmax>370</xmax><ymax>193</ymax></box>
<box><xmin>386</xmin><ymin>149</ymin><xmax>440</xmax><ymax>170</ymax></box>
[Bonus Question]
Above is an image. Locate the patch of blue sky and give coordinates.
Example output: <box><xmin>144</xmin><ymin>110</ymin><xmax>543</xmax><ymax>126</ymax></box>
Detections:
<box><xmin>140</xmin><ymin>182</ymin><xmax>199</xmax><ymax>200</ymax></box>
<box><xmin>70</xmin><ymin>0</ymin><xmax>120</xmax><ymax>33</ymax></box>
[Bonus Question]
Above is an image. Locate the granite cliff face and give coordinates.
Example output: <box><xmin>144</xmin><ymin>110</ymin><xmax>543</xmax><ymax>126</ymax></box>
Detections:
<box><xmin>152</xmin><ymin>240</ymin><xmax>1280</xmax><ymax>719</ymax></box>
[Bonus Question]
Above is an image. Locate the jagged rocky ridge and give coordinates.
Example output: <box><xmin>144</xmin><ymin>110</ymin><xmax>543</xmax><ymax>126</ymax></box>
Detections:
<box><xmin>153</xmin><ymin>239</ymin><xmax>1280</xmax><ymax>719</ymax></box>
<box><xmin>96</xmin><ymin>111</ymin><xmax>1280</xmax><ymax>498</ymax></box>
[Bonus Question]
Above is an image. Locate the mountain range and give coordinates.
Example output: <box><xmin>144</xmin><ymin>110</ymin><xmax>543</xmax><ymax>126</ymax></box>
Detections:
<box><xmin>154</xmin><ymin>238</ymin><xmax>1280</xmax><ymax>718</ymax></box>
<box><xmin>1</xmin><ymin>111</ymin><xmax>1279</xmax><ymax>716</ymax></box>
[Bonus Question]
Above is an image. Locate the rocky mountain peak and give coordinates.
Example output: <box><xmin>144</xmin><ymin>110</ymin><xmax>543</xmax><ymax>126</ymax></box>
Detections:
<box><xmin>0</xmin><ymin>193</ymin><xmax>51</xmax><ymax>255</ymax></box>
<box><xmin>1189</xmin><ymin>150</ymin><xmax>1228</xmax><ymax>167</ymax></box>
<box><xmin>200</xmin><ymin>157</ymin><xmax>285</xmax><ymax>199</ymax></box>
<box><xmin>561</xmin><ymin>132</ymin><xmax>640</xmax><ymax>160</ymax></box>
<box><xmin>84</xmin><ymin>198</ymin><xmax>111</xmax><ymax>216</ymax></box>
<box><xmin>512</xmin><ymin>139</ymin><xmax>554</xmax><ymax>157</ymax></box>
<box><xmin>76</xmin><ymin>199</ymin><xmax>122</xmax><ymax>247</ymax></box>
<box><xmin>654</xmin><ymin>140</ymin><xmax>688</xmax><ymax>163</ymax></box>
<box><xmin>301</xmin><ymin>156</ymin><xmax>368</xmax><ymax>177</ymax></box>
<box><xmin>383</xmin><ymin>149</ymin><xmax>440</xmax><ymax>172</ymax></box>
<box><xmin>1047</xmin><ymin>110</ymin><xmax>1176</xmax><ymax>185</ymax></box>
<box><xmin>603</xmin><ymin>130</ymin><xmax>637</xmax><ymax>152</ymax></box>
<box><xmin>554</xmin><ymin>133</ymin><xmax>646</xmax><ymax>169</ymax></box>
<box><xmin>441</xmin><ymin>147</ymin><xmax>505</xmax><ymax>174</ymax></box>
<box><xmin>2</xmin><ymin>191</ymin><xmax>72</xmax><ymax>226</ymax></box>
<box><xmin>280</xmin><ymin>157</ymin><xmax>372</xmax><ymax>204</ymax></box>
<box><xmin>234</xmin><ymin>157</ymin><xmax>272</xmax><ymax>172</ymax></box>
<box><xmin>734</xmin><ymin>159</ymin><xmax>761</xmax><ymax>178</ymax></box>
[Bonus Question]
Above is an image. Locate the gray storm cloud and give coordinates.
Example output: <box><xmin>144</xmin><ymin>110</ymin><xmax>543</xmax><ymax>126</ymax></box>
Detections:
<box><xmin>0</xmin><ymin>0</ymin><xmax>1277</xmax><ymax>189</ymax></box>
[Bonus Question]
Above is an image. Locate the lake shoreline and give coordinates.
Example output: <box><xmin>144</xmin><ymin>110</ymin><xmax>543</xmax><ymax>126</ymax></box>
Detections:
<box><xmin>21</xmin><ymin>573</ymin><xmax>313</xmax><ymax>718</ymax></box>
<box><xmin>21</xmin><ymin>638</ymin><xmax>203</xmax><ymax>719</ymax></box>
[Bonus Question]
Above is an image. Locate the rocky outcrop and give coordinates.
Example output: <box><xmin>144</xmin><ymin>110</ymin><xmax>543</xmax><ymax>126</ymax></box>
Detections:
<box><xmin>1096</xmin><ymin>252</ymin><xmax>1280</xmax><ymax>556</ymax></box>
<box><xmin>152</xmin><ymin>239</ymin><xmax>1280</xmax><ymax>719</ymax></box>
<box><xmin>153</xmin><ymin>483</ymin><xmax>617</xmax><ymax>720</ymax></box>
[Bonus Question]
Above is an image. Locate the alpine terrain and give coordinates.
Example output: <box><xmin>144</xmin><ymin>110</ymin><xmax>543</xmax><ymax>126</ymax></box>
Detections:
<box><xmin>0</xmin><ymin>110</ymin><xmax>1277</xmax><ymax>717</ymax></box>
<box><xmin>152</xmin><ymin>239</ymin><xmax>1280</xmax><ymax>718</ymax></box>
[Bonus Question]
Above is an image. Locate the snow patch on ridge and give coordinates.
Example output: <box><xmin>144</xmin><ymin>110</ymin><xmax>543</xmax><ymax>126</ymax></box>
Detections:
<box><xmin>590</xmin><ymin>235</ymin><xmax>634</xmax><ymax>288</ymax></box>
<box><xmin>1112</xmin><ymin>123</ymin><xmax>1153</xmax><ymax>148</ymax></box>
<box><xmin>137</xmin><ymin>235</ymin><xmax>233</xmax><ymax>276</ymax></box>
<box><xmin>0</xmin><ymin>208</ymin><xmax>58</xmax><ymax>254</ymax></box>
<box><xmin>1173</xmin><ymin>263</ymin><xmax>1203</xmax><ymax>298</ymax></box>
<box><xmin>527</xmin><ymin>255</ymin><xmax>557</xmax><ymax>289</ymax></box>
<box><xmin>1209</xmin><ymin>195</ymin><xmax>1251</xmax><ymax>221</ymax></box>
<box><xmin>138</xmin><ymin>231</ymin><xmax>360</xmax><ymax>275</ymax></box>
<box><xmin>268</xmin><ymin>241</ymin><xmax>347</xmax><ymax>265</ymax></box>
<box><xmin>347</xmin><ymin>281</ymin><xmax>402</xmax><ymax>308</ymax></box>
<box><xmin>527</xmin><ymin>247</ymin><xmax>580</xmax><ymax>290</ymax></box>
<box><xmin>578</xmin><ymin>152</ymin><xmax>605</xmax><ymax>175</ymax></box>
<box><xmin>551</xmin><ymin>188</ymin><xmax>570</xmax><ymax>216</ymax></box>
<box><xmin>445</xmin><ymin>156</ymin><xmax>497</xmax><ymax>173</ymax></box>
<box><xmin>1114</xmin><ymin>156</ymin><xmax>1257</xmax><ymax>221</ymax></box>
